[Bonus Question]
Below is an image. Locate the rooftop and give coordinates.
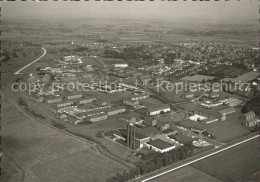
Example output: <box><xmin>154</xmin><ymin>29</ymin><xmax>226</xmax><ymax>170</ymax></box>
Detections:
<box><xmin>219</xmin><ymin>108</ymin><xmax>236</xmax><ymax>115</ymax></box>
<box><xmin>147</xmin><ymin>139</ymin><xmax>174</xmax><ymax>150</ymax></box>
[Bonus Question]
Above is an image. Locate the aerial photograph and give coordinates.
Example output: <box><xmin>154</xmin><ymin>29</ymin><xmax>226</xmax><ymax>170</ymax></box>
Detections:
<box><xmin>1</xmin><ymin>1</ymin><xmax>260</xmax><ymax>182</ymax></box>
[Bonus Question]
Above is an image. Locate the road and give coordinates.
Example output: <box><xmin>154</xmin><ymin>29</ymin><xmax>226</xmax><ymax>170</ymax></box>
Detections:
<box><xmin>14</xmin><ymin>47</ymin><xmax>47</xmax><ymax>74</ymax></box>
<box><xmin>137</xmin><ymin>134</ymin><xmax>259</xmax><ymax>182</ymax></box>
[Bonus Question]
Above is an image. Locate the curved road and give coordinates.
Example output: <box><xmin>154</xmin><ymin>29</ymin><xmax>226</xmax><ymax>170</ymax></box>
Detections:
<box><xmin>14</xmin><ymin>47</ymin><xmax>47</xmax><ymax>75</ymax></box>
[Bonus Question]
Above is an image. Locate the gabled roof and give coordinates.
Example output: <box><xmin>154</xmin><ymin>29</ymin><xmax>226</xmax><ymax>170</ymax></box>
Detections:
<box><xmin>244</xmin><ymin>111</ymin><xmax>255</xmax><ymax>117</ymax></box>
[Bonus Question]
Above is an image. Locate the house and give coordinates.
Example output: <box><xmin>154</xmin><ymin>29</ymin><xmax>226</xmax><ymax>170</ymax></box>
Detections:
<box><xmin>156</xmin><ymin>121</ymin><xmax>170</xmax><ymax>131</ymax></box>
<box><xmin>147</xmin><ymin>104</ymin><xmax>170</xmax><ymax>116</ymax></box>
<box><xmin>243</xmin><ymin>111</ymin><xmax>256</xmax><ymax>121</ymax></box>
<box><xmin>245</xmin><ymin>118</ymin><xmax>260</xmax><ymax>127</ymax></box>
<box><xmin>243</xmin><ymin>111</ymin><xmax>260</xmax><ymax>127</ymax></box>
<box><xmin>218</xmin><ymin>108</ymin><xmax>236</xmax><ymax>121</ymax></box>
<box><xmin>145</xmin><ymin>139</ymin><xmax>175</xmax><ymax>153</ymax></box>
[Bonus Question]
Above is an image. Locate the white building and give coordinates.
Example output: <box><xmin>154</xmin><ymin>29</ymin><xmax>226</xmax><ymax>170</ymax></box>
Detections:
<box><xmin>145</xmin><ymin>139</ymin><xmax>176</xmax><ymax>153</ymax></box>
<box><xmin>147</xmin><ymin>105</ymin><xmax>170</xmax><ymax>116</ymax></box>
<box><xmin>113</xmin><ymin>63</ymin><xmax>129</xmax><ymax>68</ymax></box>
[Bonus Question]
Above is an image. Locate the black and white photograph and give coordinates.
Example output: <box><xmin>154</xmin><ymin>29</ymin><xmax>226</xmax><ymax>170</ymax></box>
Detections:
<box><xmin>0</xmin><ymin>1</ymin><xmax>260</xmax><ymax>182</ymax></box>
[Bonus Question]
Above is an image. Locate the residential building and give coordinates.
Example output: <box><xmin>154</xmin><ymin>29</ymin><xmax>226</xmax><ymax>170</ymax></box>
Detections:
<box><xmin>243</xmin><ymin>111</ymin><xmax>260</xmax><ymax>127</ymax></box>
<box><xmin>243</xmin><ymin>111</ymin><xmax>256</xmax><ymax>121</ymax></box>
<box><xmin>245</xmin><ymin>118</ymin><xmax>260</xmax><ymax>127</ymax></box>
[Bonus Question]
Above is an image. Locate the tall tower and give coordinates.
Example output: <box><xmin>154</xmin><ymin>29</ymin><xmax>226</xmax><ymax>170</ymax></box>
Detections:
<box><xmin>127</xmin><ymin>123</ymin><xmax>136</xmax><ymax>148</ymax></box>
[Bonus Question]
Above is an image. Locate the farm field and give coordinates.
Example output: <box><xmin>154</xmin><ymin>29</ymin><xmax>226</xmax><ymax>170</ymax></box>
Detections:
<box><xmin>2</xmin><ymin>81</ymin><xmax>129</xmax><ymax>182</ymax></box>
<box><xmin>191</xmin><ymin>138</ymin><xmax>260</xmax><ymax>182</ymax></box>
<box><xmin>150</xmin><ymin>165</ymin><xmax>223</xmax><ymax>182</ymax></box>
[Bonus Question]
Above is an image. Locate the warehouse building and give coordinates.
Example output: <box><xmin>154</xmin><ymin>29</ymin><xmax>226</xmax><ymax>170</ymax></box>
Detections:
<box><xmin>145</xmin><ymin>139</ymin><xmax>176</xmax><ymax>153</ymax></box>
<box><xmin>146</xmin><ymin>104</ymin><xmax>171</xmax><ymax>116</ymax></box>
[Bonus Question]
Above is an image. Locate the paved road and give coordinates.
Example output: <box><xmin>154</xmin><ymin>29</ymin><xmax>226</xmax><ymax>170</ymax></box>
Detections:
<box><xmin>137</xmin><ymin>134</ymin><xmax>259</xmax><ymax>182</ymax></box>
<box><xmin>14</xmin><ymin>47</ymin><xmax>47</xmax><ymax>74</ymax></box>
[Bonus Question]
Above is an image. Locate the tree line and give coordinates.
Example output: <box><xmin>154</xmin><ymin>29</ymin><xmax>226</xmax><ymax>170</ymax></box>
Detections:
<box><xmin>106</xmin><ymin>144</ymin><xmax>194</xmax><ymax>182</ymax></box>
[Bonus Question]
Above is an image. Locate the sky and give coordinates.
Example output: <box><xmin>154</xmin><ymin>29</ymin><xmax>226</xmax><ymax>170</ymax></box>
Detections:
<box><xmin>0</xmin><ymin>0</ymin><xmax>258</xmax><ymax>22</ymax></box>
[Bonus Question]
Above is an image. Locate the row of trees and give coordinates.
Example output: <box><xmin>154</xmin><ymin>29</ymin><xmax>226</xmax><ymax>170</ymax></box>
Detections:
<box><xmin>241</xmin><ymin>95</ymin><xmax>260</xmax><ymax>116</ymax></box>
<box><xmin>106</xmin><ymin>144</ymin><xmax>194</xmax><ymax>182</ymax></box>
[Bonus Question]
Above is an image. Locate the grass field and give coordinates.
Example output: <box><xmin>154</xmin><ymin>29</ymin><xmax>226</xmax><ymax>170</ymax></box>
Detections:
<box><xmin>191</xmin><ymin>138</ymin><xmax>260</xmax><ymax>182</ymax></box>
<box><xmin>2</xmin><ymin>95</ymin><xmax>129</xmax><ymax>182</ymax></box>
<box><xmin>150</xmin><ymin>165</ymin><xmax>223</xmax><ymax>182</ymax></box>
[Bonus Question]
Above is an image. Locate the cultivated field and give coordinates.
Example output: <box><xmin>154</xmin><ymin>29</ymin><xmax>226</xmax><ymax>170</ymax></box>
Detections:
<box><xmin>191</xmin><ymin>138</ymin><xmax>260</xmax><ymax>182</ymax></box>
<box><xmin>150</xmin><ymin>165</ymin><xmax>223</xmax><ymax>182</ymax></box>
<box><xmin>2</xmin><ymin>93</ymin><xmax>129</xmax><ymax>182</ymax></box>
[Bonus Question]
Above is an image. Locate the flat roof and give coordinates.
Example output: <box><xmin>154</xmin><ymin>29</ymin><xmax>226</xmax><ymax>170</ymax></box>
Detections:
<box><xmin>148</xmin><ymin>104</ymin><xmax>170</xmax><ymax>112</ymax></box>
<box><xmin>219</xmin><ymin>108</ymin><xmax>236</xmax><ymax>115</ymax></box>
<box><xmin>147</xmin><ymin>139</ymin><xmax>174</xmax><ymax>150</ymax></box>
